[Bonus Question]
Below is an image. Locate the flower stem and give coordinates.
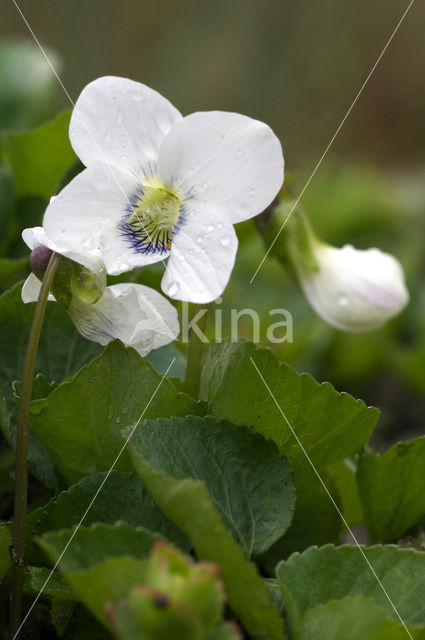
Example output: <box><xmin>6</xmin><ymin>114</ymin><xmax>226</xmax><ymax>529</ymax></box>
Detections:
<box><xmin>184</xmin><ymin>304</ymin><xmax>209</xmax><ymax>398</ymax></box>
<box><xmin>9</xmin><ymin>252</ymin><xmax>60</xmax><ymax>639</ymax></box>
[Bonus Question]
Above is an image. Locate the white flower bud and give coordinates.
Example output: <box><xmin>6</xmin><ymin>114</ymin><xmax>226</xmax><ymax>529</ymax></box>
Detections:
<box><xmin>296</xmin><ymin>243</ymin><xmax>409</xmax><ymax>332</ymax></box>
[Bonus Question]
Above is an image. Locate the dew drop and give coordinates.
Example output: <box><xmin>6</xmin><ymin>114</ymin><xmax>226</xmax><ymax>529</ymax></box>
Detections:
<box><xmin>83</xmin><ymin>236</ymin><xmax>94</xmax><ymax>250</ymax></box>
<box><xmin>220</xmin><ymin>235</ymin><xmax>231</xmax><ymax>248</ymax></box>
<box><xmin>250</xmin><ymin>187</ymin><xmax>256</xmax><ymax>196</ymax></box>
<box><xmin>201</xmin><ymin>181</ymin><xmax>209</xmax><ymax>190</ymax></box>
<box><xmin>217</xmin><ymin>222</ymin><xmax>223</xmax><ymax>230</ymax></box>
<box><xmin>197</xmin><ymin>235</ymin><xmax>203</xmax><ymax>243</ymax></box>
<box><xmin>207</xmin><ymin>223</ymin><xmax>215</xmax><ymax>232</ymax></box>
<box><xmin>178</xmin><ymin>254</ymin><xmax>185</xmax><ymax>261</ymax></box>
<box><xmin>100</xmin><ymin>236</ymin><xmax>110</xmax><ymax>251</ymax></box>
<box><xmin>338</xmin><ymin>293</ymin><xmax>349</xmax><ymax>307</ymax></box>
<box><xmin>236</xmin><ymin>148</ymin><xmax>243</xmax><ymax>156</ymax></box>
<box><xmin>167</xmin><ymin>281</ymin><xmax>180</xmax><ymax>296</ymax></box>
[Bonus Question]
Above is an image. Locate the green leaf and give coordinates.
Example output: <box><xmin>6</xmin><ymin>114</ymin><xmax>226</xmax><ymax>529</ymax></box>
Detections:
<box><xmin>30</xmin><ymin>341</ymin><xmax>201</xmax><ymax>484</ymax></box>
<box><xmin>25</xmin><ymin>471</ymin><xmax>188</xmax><ymax>563</ymax></box>
<box><xmin>205</xmin><ymin>623</ymin><xmax>242</xmax><ymax>640</ymax></box>
<box><xmin>39</xmin><ymin>524</ymin><xmax>156</xmax><ymax>626</ymax></box>
<box><xmin>50</xmin><ymin>598</ymin><xmax>76</xmax><ymax>637</ymax></box>
<box><xmin>200</xmin><ymin>341</ymin><xmax>379</xmax><ymax>474</ymax></box>
<box><xmin>128</xmin><ymin>425</ymin><xmax>286</xmax><ymax>640</ymax></box>
<box><xmin>357</xmin><ymin>437</ymin><xmax>425</xmax><ymax>543</ymax></box>
<box><xmin>39</xmin><ymin>523</ymin><xmax>157</xmax><ymax>573</ymax></box>
<box><xmin>2</xmin><ymin>110</ymin><xmax>76</xmax><ymax>198</ymax></box>
<box><xmin>0</xmin><ymin>281</ymin><xmax>101</xmax><ymax>408</ymax></box>
<box><xmin>327</xmin><ymin>458</ymin><xmax>364</xmax><ymax>529</ymax></box>
<box><xmin>24</xmin><ymin>565</ymin><xmax>75</xmax><ymax>601</ymax></box>
<box><xmin>299</xmin><ymin>596</ymin><xmax>425</xmax><ymax>640</ymax></box>
<box><xmin>259</xmin><ymin>467</ymin><xmax>341</xmax><ymax>570</ymax></box>
<box><xmin>0</xmin><ymin>258</ymin><xmax>29</xmax><ymax>290</ymax></box>
<box><xmin>126</xmin><ymin>415</ymin><xmax>295</xmax><ymax>557</ymax></box>
<box><xmin>0</xmin><ymin>523</ymin><xmax>11</xmax><ymax>579</ymax></box>
<box><xmin>276</xmin><ymin>544</ymin><xmax>425</xmax><ymax>636</ymax></box>
<box><xmin>1</xmin><ymin>394</ymin><xmax>57</xmax><ymax>489</ymax></box>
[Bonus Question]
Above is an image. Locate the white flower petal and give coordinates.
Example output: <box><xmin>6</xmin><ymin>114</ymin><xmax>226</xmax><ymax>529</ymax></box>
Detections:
<box><xmin>22</xmin><ymin>227</ymin><xmax>55</xmax><ymax>251</ymax></box>
<box><xmin>42</xmin><ymin>163</ymin><xmax>146</xmax><ymax>273</ymax></box>
<box><xmin>69</xmin><ymin>282</ymin><xmax>179</xmax><ymax>356</ymax></box>
<box><xmin>158</xmin><ymin>111</ymin><xmax>284</xmax><ymax>223</ymax></box>
<box><xmin>70</xmin><ymin>76</ymin><xmax>182</xmax><ymax>173</ymax></box>
<box><xmin>162</xmin><ymin>205</ymin><xmax>238</xmax><ymax>303</ymax></box>
<box><xmin>98</xmin><ymin>224</ymin><xmax>169</xmax><ymax>276</ymax></box>
<box><xmin>298</xmin><ymin>243</ymin><xmax>409</xmax><ymax>332</ymax></box>
<box><xmin>21</xmin><ymin>273</ymin><xmax>55</xmax><ymax>303</ymax></box>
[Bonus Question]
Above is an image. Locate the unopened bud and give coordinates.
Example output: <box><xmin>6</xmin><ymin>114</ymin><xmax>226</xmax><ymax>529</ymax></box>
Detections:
<box><xmin>29</xmin><ymin>245</ymin><xmax>53</xmax><ymax>281</ymax></box>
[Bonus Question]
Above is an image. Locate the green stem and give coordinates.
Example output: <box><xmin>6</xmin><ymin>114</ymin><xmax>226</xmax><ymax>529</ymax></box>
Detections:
<box><xmin>184</xmin><ymin>304</ymin><xmax>209</xmax><ymax>398</ymax></box>
<box><xmin>9</xmin><ymin>252</ymin><xmax>60</xmax><ymax>639</ymax></box>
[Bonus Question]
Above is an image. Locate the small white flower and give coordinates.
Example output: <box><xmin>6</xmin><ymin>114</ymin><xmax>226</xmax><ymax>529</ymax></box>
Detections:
<box><xmin>40</xmin><ymin>76</ymin><xmax>283</xmax><ymax>303</ymax></box>
<box><xmin>21</xmin><ymin>229</ymin><xmax>179</xmax><ymax>357</ymax></box>
<box><xmin>296</xmin><ymin>242</ymin><xmax>409</xmax><ymax>332</ymax></box>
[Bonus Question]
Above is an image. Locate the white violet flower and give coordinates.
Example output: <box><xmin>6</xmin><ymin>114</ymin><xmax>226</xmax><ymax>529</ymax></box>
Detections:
<box><xmin>40</xmin><ymin>76</ymin><xmax>284</xmax><ymax>303</ymax></box>
<box><xmin>296</xmin><ymin>242</ymin><xmax>409</xmax><ymax>332</ymax></box>
<box><xmin>21</xmin><ymin>228</ymin><xmax>179</xmax><ymax>356</ymax></box>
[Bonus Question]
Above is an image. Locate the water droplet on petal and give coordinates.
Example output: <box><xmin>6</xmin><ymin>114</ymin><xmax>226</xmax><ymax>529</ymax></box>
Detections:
<box><xmin>166</xmin><ymin>281</ymin><xmax>180</xmax><ymax>296</ymax></box>
<box><xmin>83</xmin><ymin>236</ymin><xmax>95</xmax><ymax>250</ymax></box>
<box><xmin>116</xmin><ymin>111</ymin><xmax>124</xmax><ymax>125</ymax></box>
<box><xmin>120</xmin><ymin>154</ymin><xmax>126</xmax><ymax>161</ymax></box>
<box><xmin>207</xmin><ymin>224</ymin><xmax>215</xmax><ymax>232</ymax></box>
<box><xmin>236</xmin><ymin>148</ymin><xmax>243</xmax><ymax>156</ymax></box>
<box><xmin>250</xmin><ymin>187</ymin><xmax>256</xmax><ymax>196</ymax></box>
<box><xmin>197</xmin><ymin>235</ymin><xmax>203</xmax><ymax>243</ymax></box>
<box><xmin>338</xmin><ymin>293</ymin><xmax>349</xmax><ymax>307</ymax></box>
<box><xmin>178</xmin><ymin>254</ymin><xmax>185</xmax><ymax>261</ymax></box>
<box><xmin>220</xmin><ymin>235</ymin><xmax>231</xmax><ymax>248</ymax></box>
<box><xmin>100</xmin><ymin>236</ymin><xmax>110</xmax><ymax>251</ymax></box>
<box><xmin>131</xmin><ymin>92</ymin><xmax>144</xmax><ymax>102</ymax></box>
<box><xmin>201</xmin><ymin>181</ymin><xmax>209</xmax><ymax>190</ymax></box>
<box><xmin>217</xmin><ymin>223</ymin><xmax>223</xmax><ymax>230</ymax></box>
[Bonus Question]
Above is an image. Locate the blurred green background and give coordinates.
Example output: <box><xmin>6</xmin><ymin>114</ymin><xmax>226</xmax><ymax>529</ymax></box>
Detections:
<box><xmin>0</xmin><ymin>0</ymin><xmax>424</xmax><ymax>447</ymax></box>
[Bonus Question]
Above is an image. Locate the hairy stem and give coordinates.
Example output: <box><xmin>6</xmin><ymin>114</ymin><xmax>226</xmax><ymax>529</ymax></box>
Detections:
<box><xmin>9</xmin><ymin>252</ymin><xmax>60</xmax><ymax>639</ymax></box>
<box><xmin>184</xmin><ymin>304</ymin><xmax>209</xmax><ymax>398</ymax></box>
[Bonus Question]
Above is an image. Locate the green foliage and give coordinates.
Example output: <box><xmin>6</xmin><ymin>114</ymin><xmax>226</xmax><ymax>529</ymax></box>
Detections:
<box><xmin>0</xmin><ymin>281</ymin><xmax>101</xmax><ymax>407</ymax></box>
<box><xmin>200</xmin><ymin>340</ymin><xmax>377</xmax><ymax>552</ymax></box>
<box><xmin>357</xmin><ymin>436</ymin><xmax>425</xmax><ymax>543</ymax></box>
<box><xmin>25</xmin><ymin>471</ymin><xmax>188</xmax><ymax>563</ymax></box>
<box><xmin>200</xmin><ymin>340</ymin><xmax>378</xmax><ymax>473</ymax></box>
<box><xmin>127</xmin><ymin>418</ymin><xmax>286</xmax><ymax>640</ymax></box>
<box><xmin>29</xmin><ymin>340</ymin><xmax>201</xmax><ymax>484</ymax></box>
<box><xmin>299</xmin><ymin>596</ymin><xmax>425</xmax><ymax>640</ymax></box>
<box><xmin>125</xmin><ymin>415</ymin><xmax>295</xmax><ymax>557</ymax></box>
<box><xmin>1</xmin><ymin>110</ymin><xmax>76</xmax><ymax>198</ymax></box>
<box><xmin>276</xmin><ymin>544</ymin><xmax>425</xmax><ymax>636</ymax></box>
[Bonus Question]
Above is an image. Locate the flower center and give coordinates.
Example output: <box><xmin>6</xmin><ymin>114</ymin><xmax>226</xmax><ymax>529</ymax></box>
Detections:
<box><xmin>120</xmin><ymin>182</ymin><xmax>183</xmax><ymax>255</ymax></box>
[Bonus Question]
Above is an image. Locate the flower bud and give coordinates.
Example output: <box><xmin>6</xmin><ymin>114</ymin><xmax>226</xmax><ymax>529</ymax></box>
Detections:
<box><xmin>296</xmin><ymin>242</ymin><xmax>409</xmax><ymax>332</ymax></box>
<box><xmin>29</xmin><ymin>245</ymin><xmax>53</xmax><ymax>281</ymax></box>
